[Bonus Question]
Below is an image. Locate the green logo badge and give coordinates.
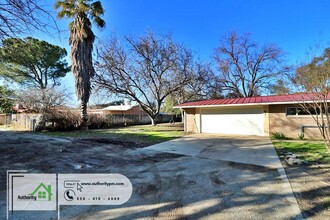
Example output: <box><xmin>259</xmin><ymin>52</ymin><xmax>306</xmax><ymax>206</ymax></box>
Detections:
<box><xmin>29</xmin><ymin>183</ymin><xmax>53</xmax><ymax>201</ymax></box>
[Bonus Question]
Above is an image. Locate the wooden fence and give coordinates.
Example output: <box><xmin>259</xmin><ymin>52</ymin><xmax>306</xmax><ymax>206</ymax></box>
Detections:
<box><xmin>107</xmin><ymin>114</ymin><xmax>172</xmax><ymax>125</ymax></box>
<box><xmin>9</xmin><ymin>113</ymin><xmax>173</xmax><ymax>131</ymax></box>
<box><xmin>0</xmin><ymin>114</ymin><xmax>12</xmax><ymax>125</ymax></box>
<box><xmin>11</xmin><ymin>114</ymin><xmax>43</xmax><ymax>131</ymax></box>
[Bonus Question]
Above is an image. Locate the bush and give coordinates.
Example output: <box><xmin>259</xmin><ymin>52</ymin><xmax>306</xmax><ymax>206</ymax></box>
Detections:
<box><xmin>88</xmin><ymin>114</ymin><xmax>111</xmax><ymax>129</ymax></box>
<box><xmin>42</xmin><ymin>110</ymin><xmax>80</xmax><ymax>131</ymax></box>
<box><xmin>41</xmin><ymin>110</ymin><xmax>115</xmax><ymax>131</ymax></box>
<box><xmin>298</xmin><ymin>133</ymin><xmax>305</xmax><ymax>140</ymax></box>
<box><xmin>272</xmin><ymin>132</ymin><xmax>289</xmax><ymax>140</ymax></box>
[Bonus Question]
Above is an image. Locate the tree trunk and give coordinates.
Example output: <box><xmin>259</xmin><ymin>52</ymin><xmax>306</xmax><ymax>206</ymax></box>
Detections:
<box><xmin>80</xmin><ymin>101</ymin><xmax>88</xmax><ymax>130</ymax></box>
<box><xmin>41</xmin><ymin>88</ymin><xmax>47</xmax><ymax>113</ymax></box>
<box><xmin>180</xmin><ymin>108</ymin><xmax>184</xmax><ymax>123</ymax></box>
<box><xmin>149</xmin><ymin>115</ymin><xmax>156</xmax><ymax>126</ymax></box>
<box><xmin>41</xmin><ymin>88</ymin><xmax>47</xmax><ymax>130</ymax></box>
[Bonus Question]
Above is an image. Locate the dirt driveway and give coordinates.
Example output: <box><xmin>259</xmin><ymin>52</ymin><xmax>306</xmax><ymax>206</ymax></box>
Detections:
<box><xmin>0</xmin><ymin>131</ymin><xmax>302</xmax><ymax>219</ymax></box>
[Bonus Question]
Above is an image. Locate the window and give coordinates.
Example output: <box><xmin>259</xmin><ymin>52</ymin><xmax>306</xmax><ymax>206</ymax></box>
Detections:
<box><xmin>286</xmin><ymin>107</ymin><xmax>321</xmax><ymax>116</ymax></box>
<box><xmin>38</xmin><ymin>191</ymin><xmax>46</xmax><ymax>199</ymax></box>
<box><xmin>297</xmin><ymin>108</ymin><xmax>309</xmax><ymax>115</ymax></box>
<box><xmin>286</xmin><ymin>107</ymin><xmax>307</xmax><ymax>115</ymax></box>
<box><xmin>286</xmin><ymin>107</ymin><xmax>298</xmax><ymax>116</ymax></box>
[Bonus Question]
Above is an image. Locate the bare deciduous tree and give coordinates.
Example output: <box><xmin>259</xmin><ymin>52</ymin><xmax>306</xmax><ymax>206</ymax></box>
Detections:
<box><xmin>174</xmin><ymin>62</ymin><xmax>222</xmax><ymax>104</ymax></box>
<box><xmin>269</xmin><ymin>79</ymin><xmax>291</xmax><ymax>95</ymax></box>
<box><xmin>214</xmin><ymin>31</ymin><xmax>289</xmax><ymax>97</ymax></box>
<box><xmin>94</xmin><ymin>32</ymin><xmax>194</xmax><ymax>126</ymax></box>
<box><xmin>171</xmin><ymin>62</ymin><xmax>222</xmax><ymax>121</ymax></box>
<box><xmin>294</xmin><ymin>48</ymin><xmax>330</xmax><ymax>152</ymax></box>
<box><xmin>16</xmin><ymin>86</ymin><xmax>73</xmax><ymax>112</ymax></box>
<box><xmin>0</xmin><ymin>0</ymin><xmax>56</xmax><ymax>39</ymax></box>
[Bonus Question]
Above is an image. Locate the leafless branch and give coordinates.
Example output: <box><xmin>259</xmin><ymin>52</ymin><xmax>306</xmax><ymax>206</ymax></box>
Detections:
<box><xmin>94</xmin><ymin>32</ymin><xmax>194</xmax><ymax>125</ymax></box>
<box><xmin>0</xmin><ymin>0</ymin><xmax>59</xmax><ymax>40</ymax></box>
<box><xmin>214</xmin><ymin>31</ymin><xmax>289</xmax><ymax>97</ymax></box>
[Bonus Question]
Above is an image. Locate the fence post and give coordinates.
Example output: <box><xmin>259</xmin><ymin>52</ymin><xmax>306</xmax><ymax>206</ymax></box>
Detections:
<box><xmin>31</xmin><ymin>119</ymin><xmax>36</xmax><ymax>131</ymax></box>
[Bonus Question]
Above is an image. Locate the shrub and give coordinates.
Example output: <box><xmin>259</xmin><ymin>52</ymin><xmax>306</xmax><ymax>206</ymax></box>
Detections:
<box><xmin>41</xmin><ymin>111</ymin><xmax>114</xmax><ymax>131</ymax></box>
<box><xmin>42</xmin><ymin>109</ymin><xmax>80</xmax><ymax>131</ymax></box>
<box><xmin>88</xmin><ymin>114</ymin><xmax>111</xmax><ymax>129</ymax></box>
<box><xmin>298</xmin><ymin>133</ymin><xmax>305</xmax><ymax>140</ymax></box>
<box><xmin>272</xmin><ymin>132</ymin><xmax>289</xmax><ymax>140</ymax></box>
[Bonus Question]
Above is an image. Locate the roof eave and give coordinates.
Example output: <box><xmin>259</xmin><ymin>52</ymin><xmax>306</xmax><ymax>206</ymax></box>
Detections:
<box><xmin>174</xmin><ymin>100</ymin><xmax>323</xmax><ymax>109</ymax></box>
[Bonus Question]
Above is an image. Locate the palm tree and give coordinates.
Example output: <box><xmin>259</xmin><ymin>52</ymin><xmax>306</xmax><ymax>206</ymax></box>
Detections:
<box><xmin>55</xmin><ymin>0</ymin><xmax>105</xmax><ymax>130</ymax></box>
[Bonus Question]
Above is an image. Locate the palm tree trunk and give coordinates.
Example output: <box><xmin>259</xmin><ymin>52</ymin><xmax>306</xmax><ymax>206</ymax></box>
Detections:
<box><xmin>80</xmin><ymin>100</ymin><xmax>88</xmax><ymax>130</ymax></box>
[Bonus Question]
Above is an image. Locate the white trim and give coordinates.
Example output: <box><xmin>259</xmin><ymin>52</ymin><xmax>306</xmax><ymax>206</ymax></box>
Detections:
<box><xmin>102</xmin><ymin>104</ymin><xmax>133</xmax><ymax>111</ymax></box>
<box><xmin>174</xmin><ymin>100</ymin><xmax>323</xmax><ymax>109</ymax></box>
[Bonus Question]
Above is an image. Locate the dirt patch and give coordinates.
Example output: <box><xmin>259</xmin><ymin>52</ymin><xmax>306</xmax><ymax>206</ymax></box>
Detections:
<box><xmin>281</xmin><ymin>162</ymin><xmax>330</xmax><ymax>219</ymax></box>
<box><xmin>77</xmin><ymin>138</ymin><xmax>146</xmax><ymax>147</ymax></box>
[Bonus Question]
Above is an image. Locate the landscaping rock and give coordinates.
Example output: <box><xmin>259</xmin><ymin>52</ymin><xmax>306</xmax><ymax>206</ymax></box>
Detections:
<box><xmin>285</xmin><ymin>158</ymin><xmax>303</xmax><ymax>166</ymax></box>
<box><xmin>284</xmin><ymin>153</ymin><xmax>307</xmax><ymax>166</ymax></box>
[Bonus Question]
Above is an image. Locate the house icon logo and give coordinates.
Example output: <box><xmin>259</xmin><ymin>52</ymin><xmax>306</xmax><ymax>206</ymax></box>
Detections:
<box><xmin>29</xmin><ymin>183</ymin><xmax>53</xmax><ymax>201</ymax></box>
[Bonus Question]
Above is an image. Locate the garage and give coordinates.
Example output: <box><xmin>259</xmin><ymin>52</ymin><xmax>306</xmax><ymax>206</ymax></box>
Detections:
<box><xmin>200</xmin><ymin>107</ymin><xmax>265</xmax><ymax>136</ymax></box>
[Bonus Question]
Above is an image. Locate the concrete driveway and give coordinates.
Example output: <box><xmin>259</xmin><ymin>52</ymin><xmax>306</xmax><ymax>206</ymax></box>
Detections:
<box><xmin>144</xmin><ymin>133</ymin><xmax>282</xmax><ymax>168</ymax></box>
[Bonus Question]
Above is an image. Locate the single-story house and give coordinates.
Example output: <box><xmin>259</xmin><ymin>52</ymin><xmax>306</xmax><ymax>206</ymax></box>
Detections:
<box><xmin>175</xmin><ymin>94</ymin><xmax>325</xmax><ymax>139</ymax></box>
<box><xmin>88</xmin><ymin>104</ymin><xmax>147</xmax><ymax>115</ymax></box>
<box><xmin>102</xmin><ymin>104</ymin><xmax>147</xmax><ymax>115</ymax></box>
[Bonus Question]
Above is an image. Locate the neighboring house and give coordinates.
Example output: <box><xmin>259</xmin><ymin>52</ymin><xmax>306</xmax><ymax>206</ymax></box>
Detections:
<box><xmin>175</xmin><ymin>94</ymin><xmax>325</xmax><ymax>139</ymax></box>
<box><xmin>99</xmin><ymin>104</ymin><xmax>147</xmax><ymax>115</ymax></box>
<box><xmin>12</xmin><ymin>103</ymin><xmax>33</xmax><ymax>113</ymax></box>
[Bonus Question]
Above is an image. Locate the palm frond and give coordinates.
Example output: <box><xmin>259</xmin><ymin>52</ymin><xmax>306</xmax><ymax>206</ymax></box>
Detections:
<box><xmin>91</xmin><ymin>1</ymin><xmax>104</xmax><ymax>16</ymax></box>
<box><xmin>92</xmin><ymin>16</ymin><xmax>105</xmax><ymax>29</ymax></box>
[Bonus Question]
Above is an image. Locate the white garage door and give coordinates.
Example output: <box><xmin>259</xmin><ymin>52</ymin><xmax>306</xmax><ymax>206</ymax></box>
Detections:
<box><xmin>201</xmin><ymin>107</ymin><xmax>264</xmax><ymax>136</ymax></box>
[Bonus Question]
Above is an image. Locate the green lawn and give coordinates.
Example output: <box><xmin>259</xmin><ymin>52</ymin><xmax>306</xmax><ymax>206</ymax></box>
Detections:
<box><xmin>40</xmin><ymin>123</ymin><xmax>186</xmax><ymax>144</ymax></box>
<box><xmin>273</xmin><ymin>141</ymin><xmax>330</xmax><ymax>164</ymax></box>
<box><xmin>0</xmin><ymin>124</ymin><xmax>12</xmax><ymax>129</ymax></box>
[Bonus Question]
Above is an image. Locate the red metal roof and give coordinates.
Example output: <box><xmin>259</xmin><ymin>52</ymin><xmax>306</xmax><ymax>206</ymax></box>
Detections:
<box><xmin>176</xmin><ymin>93</ymin><xmax>322</xmax><ymax>108</ymax></box>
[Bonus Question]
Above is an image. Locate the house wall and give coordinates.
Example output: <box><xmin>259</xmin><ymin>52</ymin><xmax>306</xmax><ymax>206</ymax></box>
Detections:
<box><xmin>269</xmin><ymin>104</ymin><xmax>322</xmax><ymax>139</ymax></box>
<box><xmin>263</xmin><ymin>105</ymin><xmax>270</xmax><ymax>137</ymax></box>
<box><xmin>195</xmin><ymin>108</ymin><xmax>201</xmax><ymax>133</ymax></box>
<box><xmin>184</xmin><ymin>108</ymin><xmax>198</xmax><ymax>132</ymax></box>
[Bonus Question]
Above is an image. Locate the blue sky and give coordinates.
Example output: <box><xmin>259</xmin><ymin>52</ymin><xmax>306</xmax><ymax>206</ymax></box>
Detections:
<box><xmin>7</xmin><ymin>0</ymin><xmax>330</xmax><ymax>104</ymax></box>
<box><xmin>103</xmin><ymin>0</ymin><xmax>330</xmax><ymax>61</ymax></box>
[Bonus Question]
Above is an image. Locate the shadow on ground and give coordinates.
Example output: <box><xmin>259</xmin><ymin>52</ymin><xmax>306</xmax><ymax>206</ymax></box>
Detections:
<box><xmin>0</xmin><ymin>130</ymin><xmax>307</xmax><ymax>219</ymax></box>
